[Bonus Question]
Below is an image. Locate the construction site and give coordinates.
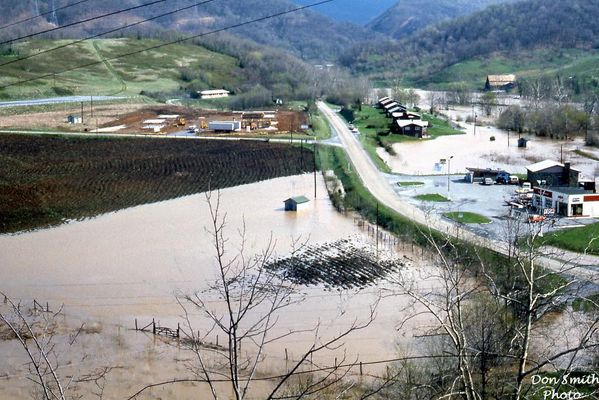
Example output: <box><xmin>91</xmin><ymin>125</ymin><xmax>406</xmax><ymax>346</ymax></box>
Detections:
<box><xmin>0</xmin><ymin>103</ymin><xmax>309</xmax><ymax>136</ymax></box>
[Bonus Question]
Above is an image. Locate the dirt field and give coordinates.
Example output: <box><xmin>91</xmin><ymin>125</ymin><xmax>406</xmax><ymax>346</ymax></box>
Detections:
<box><xmin>0</xmin><ymin>102</ymin><xmax>148</xmax><ymax>132</ymax></box>
<box><xmin>0</xmin><ymin>103</ymin><xmax>308</xmax><ymax>136</ymax></box>
<box><xmin>0</xmin><ymin>133</ymin><xmax>314</xmax><ymax>233</ymax></box>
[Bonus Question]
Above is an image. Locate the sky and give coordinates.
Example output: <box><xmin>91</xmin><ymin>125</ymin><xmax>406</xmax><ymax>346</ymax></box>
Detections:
<box><xmin>293</xmin><ymin>0</ymin><xmax>397</xmax><ymax>25</ymax></box>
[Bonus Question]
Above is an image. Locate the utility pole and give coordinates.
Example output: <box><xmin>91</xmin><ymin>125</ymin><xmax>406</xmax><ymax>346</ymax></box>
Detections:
<box><xmin>447</xmin><ymin>155</ymin><xmax>454</xmax><ymax>200</ymax></box>
<box><xmin>90</xmin><ymin>95</ymin><xmax>94</xmax><ymax>119</ymax></box>
<box><xmin>473</xmin><ymin>114</ymin><xmax>477</xmax><ymax>136</ymax></box>
<box><xmin>376</xmin><ymin>202</ymin><xmax>379</xmax><ymax>260</ymax></box>
<box><xmin>313</xmin><ymin>141</ymin><xmax>317</xmax><ymax>199</ymax></box>
<box><xmin>81</xmin><ymin>102</ymin><xmax>84</xmax><ymax>124</ymax></box>
<box><xmin>507</xmin><ymin>128</ymin><xmax>510</xmax><ymax>148</ymax></box>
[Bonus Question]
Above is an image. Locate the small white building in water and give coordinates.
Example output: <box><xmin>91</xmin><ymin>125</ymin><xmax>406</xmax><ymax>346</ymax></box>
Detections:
<box><xmin>284</xmin><ymin>196</ymin><xmax>311</xmax><ymax>212</ymax></box>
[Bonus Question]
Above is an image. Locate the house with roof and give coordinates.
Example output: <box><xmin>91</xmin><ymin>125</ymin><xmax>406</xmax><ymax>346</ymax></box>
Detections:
<box><xmin>394</xmin><ymin>111</ymin><xmax>422</xmax><ymax>121</ymax></box>
<box><xmin>484</xmin><ymin>74</ymin><xmax>516</xmax><ymax>92</ymax></box>
<box><xmin>284</xmin><ymin>196</ymin><xmax>311</xmax><ymax>212</ymax></box>
<box><xmin>199</xmin><ymin>89</ymin><xmax>230</xmax><ymax>99</ymax></box>
<box><xmin>526</xmin><ymin>160</ymin><xmax>580</xmax><ymax>187</ymax></box>
<box><xmin>386</xmin><ymin>104</ymin><xmax>406</xmax><ymax>116</ymax></box>
<box><xmin>378</xmin><ymin>98</ymin><xmax>395</xmax><ymax>108</ymax></box>
<box><xmin>394</xmin><ymin>120</ymin><xmax>429</xmax><ymax>138</ymax></box>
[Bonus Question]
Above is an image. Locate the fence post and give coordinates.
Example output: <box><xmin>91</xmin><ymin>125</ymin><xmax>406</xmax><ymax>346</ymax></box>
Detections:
<box><xmin>152</xmin><ymin>319</ymin><xmax>156</xmax><ymax>335</ymax></box>
<box><xmin>135</xmin><ymin>319</ymin><xmax>138</xmax><ymax>331</ymax></box>
<box><xmin>360</xmin><ymin>362</ymin><xmax>363</xmax><ymax>376</ymax></box>
<box><xmin>33</xmin><ymin>300</ymin><xmax>37</xmax><ymax>312</ymax></box>
<box><xmin>216</xmin><ymin>335</ymin><xmax>219</xmax><ymax>347</ymax></box>
<box><xmin>177</xmin><ymin>323</ymin><xmax>180</xmax><ymax>339</ymax></box>
<box><xmin>46</xmin><ymin>302</ymin><xmax>49</xmax><ymax>313</ymax></box>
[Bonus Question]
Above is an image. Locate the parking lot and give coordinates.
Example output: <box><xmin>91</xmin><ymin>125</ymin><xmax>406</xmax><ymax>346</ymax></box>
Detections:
<box><xmin>385</xmin><ymin>173</ymin><xmax>599</xmax><ymax>239</ymax></box>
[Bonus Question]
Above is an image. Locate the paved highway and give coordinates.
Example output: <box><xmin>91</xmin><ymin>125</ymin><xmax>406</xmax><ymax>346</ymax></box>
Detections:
<box><xmin>0</xmin><ymin>96</ymin><xmax>126</xmax><ymax>108</ymax></box>
<box><xmin>316</xmin><ymin>101</ymin><xmax>598</xmax><ymax>281</ymax></box>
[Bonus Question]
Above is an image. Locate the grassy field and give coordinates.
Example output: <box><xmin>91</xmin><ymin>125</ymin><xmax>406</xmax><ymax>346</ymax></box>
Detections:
<box><xmin>349</xmin><ymin>106</ymin><xmax>463</xmax><ymax>172</ymax></box>
<box><xmin>309</xmin><ymin>110</ymin><xmax>333</xmax><ymax>140</ymax></box>
<box><xmin>0</xmin><ymin>133</ymin><xmax>313</xmax><ymax>233</ymax></box>
<box><xmin>415</xmin><ymin>193</ymin><xmax>450</xmax><ymax>202</ymax></box>
<box><xmin>0</xmin><ymin>39</ymin><xmax>242</xmax><ymax>99</ymax></box>
<box><xmin>397</xmin><ymin>181</ymin><xmax>424</xmax><ymax>187</ymax></box>
<box><xmin>543</xmin><ymin>223</ymin><xmax>599</xmax><ymax>256</ymax></box>
<box><xmin>574</xmin><ymin>149</ymin><xmax>599</xmax><ymax>162</ymax></box>
<box><xmin>443</xmin><ymin>211</ymin><xmax>492</xmax><ymax>224</ymax></box>
<box><xmin>404</xmin><ymin>48</ymin><xmax>599</xmax><ymax>90</ymax></box>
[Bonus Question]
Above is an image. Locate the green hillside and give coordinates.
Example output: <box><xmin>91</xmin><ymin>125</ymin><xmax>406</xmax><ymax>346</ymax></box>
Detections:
<box><xmin>367</xmin><ymin>0</ymin><xmax>515</xmax><ymax>39</ymax></box>
<box><xmin>407</xmin><ymin>49</ymin><xmax>599</xmax><ymax>90</ymax></box>
<box><xmin>0</xmin><ymin>37</ymin><xmax>315</xmax><ymax>100</ymax></box>
<box><xmin>341</xmin><ymin>0</ymin><xmax>599</xmax><ymax>92</ymax></box>
<box><xmin>0</xmin><ymin>0</ymin><xmax>369</xmax><ymax>61</ymax></box>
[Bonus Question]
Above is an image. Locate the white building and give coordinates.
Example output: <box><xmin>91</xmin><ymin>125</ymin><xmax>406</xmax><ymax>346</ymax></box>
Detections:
<box><xmin>200</xmin><ymin>89</ymin><xmax>230</xmax><ymax>99</ymax></box>
<box><xmin>532</xmin><ymin>186</ymin><xmax>599</xmax><ymax>217</ymax></box>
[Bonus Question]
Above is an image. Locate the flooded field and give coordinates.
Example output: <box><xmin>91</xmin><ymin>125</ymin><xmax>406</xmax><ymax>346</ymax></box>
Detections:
<box><xmin>0</xmin><ymin>174</ymin><xmax>433</xmax><ymax>399</ymax></box>
<box><xmin>377</xmin><ymin>91</ymin><xmax>599</xmax><ymax>177</ymax></box>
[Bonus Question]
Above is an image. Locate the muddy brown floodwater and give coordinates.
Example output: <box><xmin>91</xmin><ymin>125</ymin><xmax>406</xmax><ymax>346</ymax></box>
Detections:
<box><xmin>0</xmin><ymin>174</ymin><xmax>435</xmax><ymax>399</ymax></box>
<box><xmin>377</xmin><ymin>94</ymin><xmax>599</xmax><ymax>178</ymax></box>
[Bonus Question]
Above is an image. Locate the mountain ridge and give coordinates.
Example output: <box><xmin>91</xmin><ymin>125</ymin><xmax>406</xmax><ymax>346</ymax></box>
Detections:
<box><xmin>367</xmin><ymin>0</ymin><xmax>517</xmax><ymax>39</ymax></box>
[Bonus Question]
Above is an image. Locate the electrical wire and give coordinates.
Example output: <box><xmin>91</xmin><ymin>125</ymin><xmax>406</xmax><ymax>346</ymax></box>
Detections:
<box><xmin>0</xmin><ymin>0</ymin><xmax>219</xmax><ymax>68</ymax></box>
<box><xmin>0</xmin><ymin>0</ymin><xmax>168</xmax><ymax>46</ymax></box>
<box><xmin>0</xmin><ymin>0</ymin><xmax>95</xmax><ymax>31</ymax></box>
<box><xmin>0</xmin><ymin>0</ymin><xmax>335</xmax><ymax>90</ymax></box>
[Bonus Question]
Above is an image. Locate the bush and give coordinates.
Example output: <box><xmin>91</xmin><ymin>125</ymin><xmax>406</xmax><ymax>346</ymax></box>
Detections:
<box><xmin>339</xmin><ymin>107</ymin><xmax>355</xmax><ymax>122</ymax></box>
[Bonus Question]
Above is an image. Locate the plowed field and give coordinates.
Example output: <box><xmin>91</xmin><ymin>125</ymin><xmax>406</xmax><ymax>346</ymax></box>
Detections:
<box><xmin>0</xmin><ymin>134</ymin><xmax>314</xmax><ymax>233</ymax></box>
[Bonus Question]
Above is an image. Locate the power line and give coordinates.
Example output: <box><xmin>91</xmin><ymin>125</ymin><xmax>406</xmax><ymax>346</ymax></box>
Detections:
<box><xmin>0</xmin><ymin>0</ymin><xmax>167</xmax><ymax>46</ymax></box>
<box><xmin>0</xmin><ymin>0</ymin><xmax>220</xmax><ymax>68</ymax></box>
<box><xmin>0</xmin><ymin>0</ymin><xmax>95</xmax><ymax>32</ymax></box>
<box><xmin>0</xmin><ymin>0</ymin><xmax>335</xmax><ymax>90</ymax></box>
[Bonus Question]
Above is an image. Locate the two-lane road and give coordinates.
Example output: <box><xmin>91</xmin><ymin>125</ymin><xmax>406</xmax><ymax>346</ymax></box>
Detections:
<box><xmin>316</xmin><ymin>101</ymin><xmax>598</xmax><ymax>281</ymax></box>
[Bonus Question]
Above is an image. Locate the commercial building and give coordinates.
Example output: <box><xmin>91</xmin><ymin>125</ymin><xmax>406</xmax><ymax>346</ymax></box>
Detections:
<box><xmin>532</xmin><ymin>186</ymin><xmax>599</xmax><ymax>217</ymax></box>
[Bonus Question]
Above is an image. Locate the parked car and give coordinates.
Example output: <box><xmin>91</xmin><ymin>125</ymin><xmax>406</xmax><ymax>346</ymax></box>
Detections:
<box><xmin>495</xmin><ymin>171</ymin><xmax>510</xmax><ymax>184</ymax></box>
<box><xmin>528</xmin><ymin>214</ymin><xmax>546</xmax><ymax>223</ymax></box>
<box><xmin>482</xmin><ymin>177</ymin><xmax>495</xmax><ymax>185</ymax></box>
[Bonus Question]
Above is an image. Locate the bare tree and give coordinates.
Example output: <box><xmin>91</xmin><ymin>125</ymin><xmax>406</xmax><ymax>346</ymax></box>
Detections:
<box><xmin>387</xmin><ymin>230</ymin><xmax>482</xmax><ymax>400</ymax></box>
<box><xmin>426</xmin><ymin>91</ymin><xmax>444</xmax><ymax>114</ymax></box>
<box><xmin>0</xmin><ymin>294</ymin><xmax>111</xmax><ymax>400</ymax></box>
<box><xmin>129</xmin><ymin>190</ymin><xmax>377</xmax><ymax>399</ymax></box>
<box><xmin>490</xmin><ymin>222</ymin><xmax>599</xmax><ymax>399</ymax></box>
<box><xmin>383</xmin><ymin>218</ymin><xmax>599</xmax><ymax>400</ymax></box>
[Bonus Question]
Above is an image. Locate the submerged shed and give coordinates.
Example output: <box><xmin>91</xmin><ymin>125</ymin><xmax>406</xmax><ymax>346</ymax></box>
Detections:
<box><xmin>284</xmin><ymin>195</ymin><xmax>311</xmax><ymax>212</ymax></box>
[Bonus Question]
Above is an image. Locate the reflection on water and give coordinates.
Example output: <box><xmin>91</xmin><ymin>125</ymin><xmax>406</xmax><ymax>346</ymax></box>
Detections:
<box><xmin>0</xmin><ymin>174</ymin><xmax>426</xmax><ymax>375</ymax></box>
